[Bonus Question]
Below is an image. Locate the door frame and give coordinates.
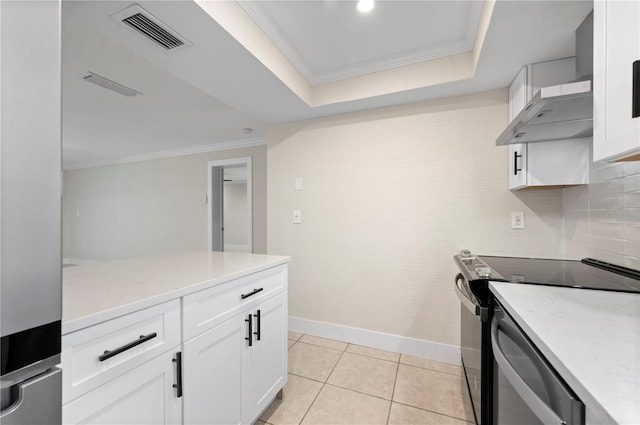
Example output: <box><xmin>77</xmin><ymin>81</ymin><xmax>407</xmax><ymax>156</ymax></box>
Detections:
<box><xmin>207</xmin><ymin>157</ymin><xmax>252</xmax><ymax>253</ymax></box>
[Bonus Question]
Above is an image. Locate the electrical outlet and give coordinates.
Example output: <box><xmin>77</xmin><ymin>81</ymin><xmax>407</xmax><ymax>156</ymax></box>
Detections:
<box><xmin>293</xmin><ymin>210</ymin><xmax>302</xmax><ymax>224</ymax></box>
<box><xmin>511</xmin><ymin>211</ymin><xmax>525</xmax><ymax>229</ymax></box>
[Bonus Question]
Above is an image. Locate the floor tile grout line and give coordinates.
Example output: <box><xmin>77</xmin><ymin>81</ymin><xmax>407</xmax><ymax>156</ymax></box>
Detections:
<box><xmin>340</xmin><ymin>351</ymin><xmax>400</xmax><ymax>367</ymax></box>
<box><xmin>391</xmin><ymin>400</ymin><xmax>476</xmax><ymax>423</ymax></box>
<box><xmin>321</xmin><ymin>382</ymin><xmax>394</xmax><ymax>403</ymax></box>
<box><xmin>293</xmin><ymin>339</ymin><xmax>346</xmax><ymax>353</ymax></box>
<box><xmin>386</xmin><ymin>362</ymin><xmax>400</xmax><ymax>425</ymax></box>
<box><xmin>346</xmin><ymin>343</ymin><xmax>402</xmax><ymax>364</ymax></box>
<box><xmin>398</xmin><ymin>361</ymin><xmax>463</xmax><ymax>377</ymax></box>
<box><xmin>298</xmin><ymin>348</ymin><xmax>347</xmax><ymax>425</ymax></box>
<box><xmin>299</xmin><ymin>340</ymin><xmax>348</xmax><ymax>352</ymax></box>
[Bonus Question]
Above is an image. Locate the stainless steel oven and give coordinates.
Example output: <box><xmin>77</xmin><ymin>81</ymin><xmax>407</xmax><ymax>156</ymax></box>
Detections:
<box><xmin>492</xmin><ymin>301</ymin><xmax>584</xmax><ymax>425</ymax></box>
<box><xmin>454</xmin><ymin>270</ymin><xmax>490</xmax><ymax>425</ymax></box>
<box><xmin>454</xmin><ymin>251</ymin><xmax>640</xmax><ymax>425</ymax></box>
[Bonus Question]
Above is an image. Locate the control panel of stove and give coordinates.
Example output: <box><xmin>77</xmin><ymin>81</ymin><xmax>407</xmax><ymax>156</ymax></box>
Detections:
<box><xmin>457</xmin><ymin>250</ymin><xmax>493</xmax><ymax>279</ymax></box>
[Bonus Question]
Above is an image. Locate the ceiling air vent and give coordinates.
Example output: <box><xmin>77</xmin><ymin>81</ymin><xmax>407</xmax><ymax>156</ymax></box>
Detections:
<box><xmin>111</xmin><ymin>4</ymin><xmax>192</xmax><ymax>52</ymax></box>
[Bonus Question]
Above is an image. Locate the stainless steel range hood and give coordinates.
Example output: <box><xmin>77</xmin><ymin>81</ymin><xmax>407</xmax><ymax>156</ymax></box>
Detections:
<box><xmin>496</xmin><ymin>11</ymin><xmax>593</xmax><ymax>146</ymax></box>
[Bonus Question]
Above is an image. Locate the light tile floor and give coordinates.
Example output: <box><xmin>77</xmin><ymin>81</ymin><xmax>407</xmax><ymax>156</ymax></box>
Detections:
<box><xmin>259</xmin><ymin>332</ymin><xmax>475</xmax><ymax>425</ymax></box>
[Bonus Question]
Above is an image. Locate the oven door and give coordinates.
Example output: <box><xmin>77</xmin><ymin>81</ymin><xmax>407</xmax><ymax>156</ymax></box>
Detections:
<box><xmin>491</xmin><ymin>302</ymin><xmax>584</xmax><ymax>425</ymax></box>
<box><xmin>454</xmin><ymin>273</ymin><xmax>488</xmax><ymax>425</ymax></box>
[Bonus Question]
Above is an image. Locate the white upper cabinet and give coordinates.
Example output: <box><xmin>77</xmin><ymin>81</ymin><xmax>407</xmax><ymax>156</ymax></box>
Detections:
<box><xmin>506</xmin><ymin>58</ymin><xmax>590</xmax><ymax>190</ymax></box>
<box><xmin>593</xmin><ymin>0</ymin><xmax>640</xmax><ymax>162</ymax></box>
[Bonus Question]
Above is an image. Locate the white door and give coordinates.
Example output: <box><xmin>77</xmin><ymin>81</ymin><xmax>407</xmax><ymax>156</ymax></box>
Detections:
<box><xmin>241</xmin><ymin>294</ymin><xmax>287</xmax><ymax>424</ymax></box>
<box><xmin>210</xmin><ymin>166</ymin><xmax>224</xmax><ymax>251</ymax></box>
<box><xmin>183</xmin><ymin>316</ymin><xmax>243</xmax><ymax>425</ymax></box>
<box><xmin>63</xmin><ymin>351</ymin><xmax>182</xmax><ymax>425</ymax></box>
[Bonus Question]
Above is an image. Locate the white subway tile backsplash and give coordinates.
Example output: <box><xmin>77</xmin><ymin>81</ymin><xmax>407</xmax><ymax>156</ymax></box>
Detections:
<box><xmin>588</xmin><ymin>236</ymin><xmax>626</xmax><ymax>256</ymax></box>
<box><xmin>625</xmin><ymin>175</ymin><xmax>640</xmax><ymax>192</ymax></box>
<box><xmin>589</xmin><ymin>208</ymin><xmax>627</xmax><ymax>224</ymax></box>
<box><xmin>563</xmin><ymin>147</ymin><xmax>640</xmax><ymax>268</ymax></box>
<box><xmin>624</xmin><ymin>162</ymin><xmax>640</xmax><ymax>176</ymax></box>
<box><xmin>625</xmin><ymin>208</ymin><xmax>640</xmax><ymax>224</ymax></box>
<box><xmin>589</xmin><ymin>194</ymin><xmax>625</xmax><ymax>210</ymax></box>
<box><xmin>625</xmin><ymin>192</ymin><xmax>640</xmax><ymax>208</ymax></box>
<box><xmin>589</xmin><ymin>179</ymin><xmax>627</xmax><ymax>197</ymax></box>
<box><xmin>626</xmin><ymin>257</ymin><xmax>640</xmax><ymax>270</ymax></box>
<box><xmin>626</xmin><ymin>225</ymin><xmax>640</xmax><ymax>242</ymax></box>
<box><xmin>626</xmin><ymin>241</ymin><xmax>640</xmax><ymax>259</ymax></box>
<box><xmin>589</xmin><ymin>222</ymin><xmax>627</xmax><ymax>240</ymax></box>
<box><xmin>590</xmin><ymin>163</ymin><xmax>627</xmax><ymax>181</ymax></box>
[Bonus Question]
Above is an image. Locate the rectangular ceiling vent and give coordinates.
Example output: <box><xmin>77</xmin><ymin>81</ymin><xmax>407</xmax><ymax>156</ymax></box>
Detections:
<box><xmin>111</xmin><ymin>4</ymin><xmax>192</xmax><ymax>52</ymax></box>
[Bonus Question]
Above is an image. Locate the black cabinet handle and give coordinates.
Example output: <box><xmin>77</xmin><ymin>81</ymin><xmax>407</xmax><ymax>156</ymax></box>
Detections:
<box><xmin>172</xmin><ymin>351</ymin><xmax>183</xmax><ymax>398</ymax></box>
<box><xmin>254</xmin><ymin>310</ymin><xmax>261</xmax><ymax>341</ymax></box>
<box><xmin>98</xmin><ymin>332</ymin><xmax>157</xmax><ymax>361</ymax></box>
<box><xmin>633</xmin><ymin>60</ymin><xmax>639</xmax><ymax>118</ymax></box>
<box><xmin>513</xmin><ymin>151</ymin><xmax>523</xmax><ymax>175</ymax></box>
<box><xmin>240</xmin><ymin>288</ymin><xmax>263</xmax><ymax>299</ymax></box>
<box><xmin>245</xmin><ymin>314</ymin><xmax>253</xmax><ymax>347</ymax></box>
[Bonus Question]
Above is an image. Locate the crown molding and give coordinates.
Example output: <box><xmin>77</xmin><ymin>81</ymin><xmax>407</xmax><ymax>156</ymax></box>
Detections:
<box><xmin>64</xmin><ymin>137</ymin><xmax>267</xmax><ymax>170</ymax></box>
<box><xmin>237</xmin><ymin>0</ymin><xmax>484</xmax><ymax>87</ymax></box>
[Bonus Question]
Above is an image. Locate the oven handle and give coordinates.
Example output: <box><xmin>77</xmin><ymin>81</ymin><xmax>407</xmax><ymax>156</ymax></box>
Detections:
<box><xmin>491</xmin><ymin>320</ymin><xmax>565</xmax><ymax>425</ymax></box>
<box><xmin>454</xmin><ymin>274</ymin><xmax>488</xmax><ymax>321</ymax></box>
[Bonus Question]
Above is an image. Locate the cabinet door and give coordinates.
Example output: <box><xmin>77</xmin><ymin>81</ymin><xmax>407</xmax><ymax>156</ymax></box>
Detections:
<box><xmin>241</xmin><ymin>293</ymin><xmax>288</xmax><ymax>424</ymax></box>
<box><xmin>183</xmin><ymin>316</ymin><xmax>244</xmax><ymax>425</ymax></box>
<box><xmin>508</xmin><ymin>144</ymin><xmax>527</xmax><ymax>190</ymax></box>
<box><xmin>594</xmin><ymin>0</ymin><xmax>640</xmax><ymax>162</ymax></box>
<box><xmin>508</xmin><ymin>67</ymin><xmax>529</xmax><ymax>121</ymax></box>
<box><xmin>63</xmin><ymin>350</ymin><xmax>182</xmax><ymax>425</ymax></box>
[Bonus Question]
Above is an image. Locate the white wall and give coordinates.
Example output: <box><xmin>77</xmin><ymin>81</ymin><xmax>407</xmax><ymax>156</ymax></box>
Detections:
<box><xmin>267</xmin><ymin>89</ymin><xmax>566</xmax><ymax>348</ymax></box>
<box><xmin>63</xmin><ymin>145</ymin><xmax>266</xmax><ymax>261</ymax></box>
<box><xmin>564</xmin><ymin>155</ymin><xmax>640</xmax><ymax>269</ymax></box>
<box><xmin>223</xmin><ymin>182</ymin><xmax>248</xmax><ymax>251</ymax></box>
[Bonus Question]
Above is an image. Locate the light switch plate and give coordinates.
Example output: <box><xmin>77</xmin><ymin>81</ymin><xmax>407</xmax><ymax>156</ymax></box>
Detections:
<box><xmin>511</xmin><ymin>211</ymin><xmax>525</xmax><ymax>229</ymax></box>
<box><xmin>293</xmin><ymin>210</ymin><xmax>302</xmax><ymax>224</ymax></box>
<box><xmin>294</xmin><ymin>177</ymin><xmax>303</xmax><ymax>191</ymax></box>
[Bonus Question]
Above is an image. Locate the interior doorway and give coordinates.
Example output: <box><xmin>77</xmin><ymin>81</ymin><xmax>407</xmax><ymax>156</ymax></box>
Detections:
<box><xmin>207</xmin><ymin>157</ymin><xmax>252</xmax><ymax>253</ymax></box>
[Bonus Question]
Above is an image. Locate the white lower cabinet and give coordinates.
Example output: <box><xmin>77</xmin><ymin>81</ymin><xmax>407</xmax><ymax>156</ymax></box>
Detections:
<box><xmin>183</xmin><ymin>292</ymin><xmax>288</xmax><ymax>425</ymax></box>
<box><xmin>62</xmin><ymin>264</ymin><xmax>289</xmax><ymax>425</ymax></box>
<box><xmin>241</xmin><ymin>293</ymin><xmax>287</xmax><ymax>424</ymax></box>
<box><xmin>63</xmin><ymin>350</ymin><xmax>182</xmax><ymax>424</ymax></box>
<box><xmin>183</xmin><ymin>316</ymin><xmax>244</xmax><ymax>425</ymax></box>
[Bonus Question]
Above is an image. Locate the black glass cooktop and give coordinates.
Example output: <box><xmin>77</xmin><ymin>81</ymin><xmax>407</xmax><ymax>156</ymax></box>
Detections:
<box><xmin>479</xmin><ymin>256</ymin><xmax>640</xmax><ymax>293</ymax></box>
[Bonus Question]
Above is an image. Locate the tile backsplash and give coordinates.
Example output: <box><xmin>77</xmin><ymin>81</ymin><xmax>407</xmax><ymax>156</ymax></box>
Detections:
<box><xmin>564</xmin><ymin>152</ymin><xmax>640</xmax><ymax>270</ymax></box>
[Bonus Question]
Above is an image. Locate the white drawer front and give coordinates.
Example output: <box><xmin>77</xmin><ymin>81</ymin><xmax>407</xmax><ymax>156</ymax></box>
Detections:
<box><xmin>62</xmin><ymin>299</ymin><xmax>181</xmax><ymax>404</ymax></box>
<box><xmin>183</xmin><ymin>265</ymin><xmax>287</xmax><ymax>341</ymax></box>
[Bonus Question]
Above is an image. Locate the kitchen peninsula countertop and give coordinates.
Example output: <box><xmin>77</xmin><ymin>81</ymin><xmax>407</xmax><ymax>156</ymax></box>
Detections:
<box><xmin>63</xmin><ymin>251</ymin><xmax>290</xmax><ymax>334</ymax></box>
<box><xmin>490</xmin><ymin>281</ymin><xmax>640</xmax><ymax>425</ymax></box>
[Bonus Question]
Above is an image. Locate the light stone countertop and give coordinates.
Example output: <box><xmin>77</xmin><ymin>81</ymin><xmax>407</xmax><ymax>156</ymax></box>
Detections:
<box><xmin>62</xmin><ymin>251</ymin><xmax>289</xmax><ymax>334</ymax></box>
<box><xmin>490</xmin><ymin>282</ymin><xmax>640</xmax><ymax>425</ymax></box>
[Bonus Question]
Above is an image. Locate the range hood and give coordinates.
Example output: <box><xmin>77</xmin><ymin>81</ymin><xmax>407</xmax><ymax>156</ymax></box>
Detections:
<box><xmin>496</xmin><ymin>11</ymin><xmax>593</xmax><ymax>146</ymax></box>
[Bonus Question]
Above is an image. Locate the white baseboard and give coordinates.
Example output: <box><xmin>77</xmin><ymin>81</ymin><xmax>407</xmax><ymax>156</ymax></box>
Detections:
<box><xmin>288</xmin><ymin>316</ymin><xmax>461</xmax><ymax>366</ymax></box>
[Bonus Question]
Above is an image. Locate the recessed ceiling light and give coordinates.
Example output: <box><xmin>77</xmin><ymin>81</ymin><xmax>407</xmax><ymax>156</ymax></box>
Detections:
<box><xmin>357</xmin><ymin>0</ymin><xmax>375</xmax><ymax>13</ymax></box>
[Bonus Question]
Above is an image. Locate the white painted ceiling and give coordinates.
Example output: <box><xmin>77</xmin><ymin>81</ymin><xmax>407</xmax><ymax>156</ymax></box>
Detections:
<box><xmin>237</xmin><ymin>1</ymin><xmax>484</xmax><ymax>85</ymax></box>
<box><xmin>62</xmin><ymin>0</ymin><xmax>593</xmax><ymax>169</ymax></box>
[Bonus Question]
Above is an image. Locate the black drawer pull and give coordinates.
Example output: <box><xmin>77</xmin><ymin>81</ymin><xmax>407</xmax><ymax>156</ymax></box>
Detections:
<box><xmin>172</xmin><ymin>351</ymin><xmax>183</xmax><ymax>398</ymax></box>
<box><xmin>98</xmin><ymin>332</ymin><xmax>158</xmax><ymax>362</ymax></box>
<box><xmin>514</xmin><ymin>151</ymin><xmax>522</xmax><ymax>175</ymax></box>
<box><xmin>254</xmin><ymin>309</ymin><xmax>261</xmax><ymax>341</ymax></box>
<box><xmin>245</xmin><ymin>314</ymin><xmax>253</xmax><ymax>347</ymax></box>
<box><xmin>633</xmin><ymin>60</ymin><xmax>639</xmax><ymax>118</ymax></box>
<box><xmin>240</xmin><ymin>287</ymin><xmax>263</xmax><ymax>299</ymax></box>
